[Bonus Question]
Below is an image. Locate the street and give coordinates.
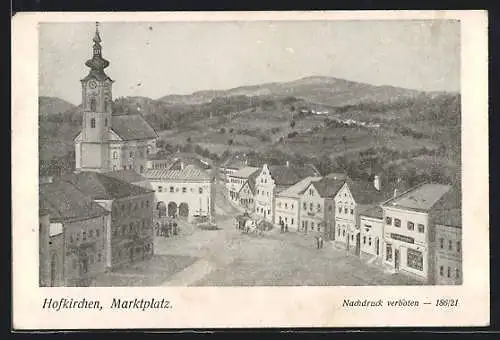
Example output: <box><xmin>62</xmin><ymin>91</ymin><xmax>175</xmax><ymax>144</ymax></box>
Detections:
<box><xmin>95</xmin><ymin>184</ymin><xmax>421</xmax><ymax>287</ymax></box>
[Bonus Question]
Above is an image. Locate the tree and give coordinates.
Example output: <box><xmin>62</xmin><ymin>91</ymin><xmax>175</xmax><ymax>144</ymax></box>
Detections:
<box><xmin>228</xmin><ymin>139</ymin><xmax>234</xmax><ymax>145</ymax></box>
<box><xmin>290</xmin><ymin>120</ymin><xmax>296</xmax><ymax>128</ymax></box>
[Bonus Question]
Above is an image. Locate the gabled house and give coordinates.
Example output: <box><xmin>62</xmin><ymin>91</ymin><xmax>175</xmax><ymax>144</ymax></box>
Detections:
<box><xmin>254</xmin><ymin>162</ymin><xmax>321</xmax><ymax>224</ymax></box>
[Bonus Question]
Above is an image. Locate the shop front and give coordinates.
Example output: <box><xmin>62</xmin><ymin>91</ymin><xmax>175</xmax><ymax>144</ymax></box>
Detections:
<box><xmin>383</xmin><ymin>231</ymin><xmax>428</xmax><ymax>282</ymax></box>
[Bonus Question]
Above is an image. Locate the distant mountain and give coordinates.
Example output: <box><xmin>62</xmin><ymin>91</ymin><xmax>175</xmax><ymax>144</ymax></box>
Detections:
<box><xmin>39</xmin><ymin>96</ymin><xmax>77</xmax><ymax>115</ymax></box>
<box><xmin>158</xmin><ymin>76</ymin><xmax>443</xmax><ymax>107</ymax></box>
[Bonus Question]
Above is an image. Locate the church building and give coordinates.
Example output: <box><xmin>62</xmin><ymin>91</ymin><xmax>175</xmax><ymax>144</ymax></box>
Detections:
<box><xmin>74</xmin><ymin>24</ymin><xmax>158</xmax><ymax>174</ymax></box>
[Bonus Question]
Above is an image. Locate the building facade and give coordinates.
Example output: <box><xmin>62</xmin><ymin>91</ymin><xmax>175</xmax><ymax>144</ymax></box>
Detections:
<box><xmin>381</xmin><ymin>183</ymin><xmax>452</xmax><ymax>282</ymax></box>
<box><xmin>62</xmin><ymin>171</ymin><xmax>156</xmax><ymax>269</ymax></box>
<box><xmin>237</xmin><ymin>179</ymin><xmax>256</xmax><ymax>212</ymax></box>
<box><xmin>359</xmin><ymin>206</ymin><xmax>384</xmax><ymax>261</ymax></box>
<box><xmin>142</xmin><ymin>164</ymin><xmax>215</xmax><ymax>222</ymax></box>
<box><xmin>299</xmin><ymin>177</ymin><xmax>343</xmax><ymax>238</ymax></box>
<box><xmin>226</xmin><ymin>166</ymin><xmax>259</xmax><ymax>204</ymax></box>
<box><xmin>254</xmin><ymin>163</ymin><xmax>320</xmax><ymax>224</ymax></box>
<box><xmin>74</xmin><ymin>24</ymin><xmax>158</xmax><ymax>174</ymax></box>
<box><xmin>40</xmin><ymin>181</ymin><xmax>111</xmax><ymax>286</ymax></box>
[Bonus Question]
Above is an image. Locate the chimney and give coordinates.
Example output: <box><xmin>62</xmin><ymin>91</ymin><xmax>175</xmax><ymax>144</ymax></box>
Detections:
<box><xmin>244</xmin><ymin>159</ymin><xmax>248</xmax><ymax>166</ymax></box>
<box><xmin>393</xmin><ymin>188</ymin><xmax>399</xmax><ymax>198</ymax></box>
<box><xmin>180</xmin><ymin>161</ymin><xmax>184</xmax><ymax>170</ymax></box>
<box><xmin>286</xmin><ymin>161</ymin><xmax>290</xmax><ymax>167</ymax></box>
<box><xmin>373</xmin><ymin>175</ymin><xmax>380</xmax><ymax>191</ymax></box>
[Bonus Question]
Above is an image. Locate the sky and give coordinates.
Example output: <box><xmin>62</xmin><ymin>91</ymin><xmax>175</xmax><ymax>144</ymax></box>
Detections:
<box><xmin>39</xmin><ymin>20</ymin><xmax>460</xmax><ymax>105</ymax></box>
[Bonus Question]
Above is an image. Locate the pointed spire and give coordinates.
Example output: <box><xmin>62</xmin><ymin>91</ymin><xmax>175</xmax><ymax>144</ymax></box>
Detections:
<box><xmin>93</xmin><ymin>22</ymin><xmax>102</xmax><ymax>44</ymax></box>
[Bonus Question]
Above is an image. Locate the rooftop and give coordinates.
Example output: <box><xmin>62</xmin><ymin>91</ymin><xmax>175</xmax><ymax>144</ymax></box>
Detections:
<box><xmin>39</xmin><ymin>180</ymin><xmax>109</xmax><ymax>223</ymax></box>
<box><xmin>62</xmin><ymin>171</ymin><xmax>154</xmax><ymax>200</ymax></box>
<box><xmin>346</xmin><ymin>179</ymin><xmax>388</xmax><ymax>205</ymax></box>
<box><xmin>111</xmin><ymin>114</ymin><xmax>158</xmax><ymax>141</ymax></box>
<box><xmin>278</xmin><ymin>176</ymin><xmax>323</xmax><ymax>198</ymax></box>
<box><xmin>382</xmin><ymin>182</ymin><xmax>452</xmax><ymax>212</ymax></box>
<box><xmin>142</xmin><ymin>164</ymin><xmax>212</xmax><ymax>182</ymax></box>
<box><xmin>431</xmin><ymin>185</ymin><xmax>462</xmax><ymax>227</ymax></box>
<box><xmin>103</xmin><ymin>169</ymin><xmax>145</xmax><ymax>184</ymax></box>
<box><xmin>309</xmin><ymin>177</ymin><xmax>346</xmax><ymax>198</ymax></box>
<box><xmin>359</xmin><ymin>205</ymin><xmax>384</xmax><ymax>219</ymax></box>
<box><xmin>269</xmin><ymin>164</ymin><xmax>320</xmax><ymax>187</ymax></box>
<box><xmin>230</xmin><ymin>167</ymin><xmax>260</xmax><ymax>179</ymax></box>
<box><xmin>221</xmin><ymin>155</ymin><xmax>247</xmax><ymax>170</ymax></box>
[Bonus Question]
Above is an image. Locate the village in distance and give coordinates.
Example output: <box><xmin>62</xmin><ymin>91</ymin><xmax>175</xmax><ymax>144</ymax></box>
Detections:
<box><xmin>38</xmin><ymin>23</ymin><xmax>462</xmax><ymax>287</ymax></box>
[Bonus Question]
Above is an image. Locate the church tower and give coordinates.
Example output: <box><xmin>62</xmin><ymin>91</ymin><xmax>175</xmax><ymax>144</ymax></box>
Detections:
<box><xmin>77</xmin><ymin>22</ymin><xmax>113</xmax><ymax>172</ymax></box>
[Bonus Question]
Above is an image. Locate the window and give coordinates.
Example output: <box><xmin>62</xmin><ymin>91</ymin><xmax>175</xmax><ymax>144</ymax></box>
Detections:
<box><xmin>368</xmin><ymin>237</ymin><xmax>372</xmax><ymax>246</ymax></box>
<box><xmin>338</xmin><ymin>229</ymin><xmax>341</xmax><ymax>236</ymax></box>
<box><xmin>448</xmin><ymin>240</ymin><xmax>453</xmax><ymax>251</ymax></box>
<box><xmin>158</xmin><ymin>186</ymin><xmax>163</xmax><ymax>192</ymax></box>
<box><xmin>363</xmin><ymin>236</ymin><xmax>366</xmax><ymax>244</ymax></box>
<box><xmin>82</xmin><ymin>231</ymin><xmax>87</xmax><ymax>241</ymax></box>
<box><xmin>351</xmin><ymin>234</ymin><xmax>354</xmax><ymax>241</ymax></box>
<box><xmin>285</xmin><ymin>203</ymin><xmax>288</xmax><ymax>209</ymax></box>
<box><xmin>104</xmin><ymin>101</ymin><xmax>108</xmax><ymax>112</ymax></box>
<box><xmin>98</xmin><ymin>253</ymin><xmax>102</xmax><ymax>262</ymax></box>
<box><xmin>457</xmin><ymin>241</ymin><xmax>461</xmax><ymax>253</ymax></box>
<box><xmin>385</xmin><ymin>217</ymin><xmax>392</xmax><ymax>225</ymax></box>
<box><xmin>182</xmin><ymin>187</ymin><xmax>187</xmax><ymax>193</ymax></box>
<box><xmin>90</xmin><ymin>98</ymin><xmax>96</xmax><ymax>111</ymax></box>
<box><xmin>344</xmin><ymin>208</ymin><xmax>348</xmax><ymax>214</ymax></box>
<box><xmin>338</xmin><ymin>207</ymin><xmax>342</xmax><ymax>213</ymax></box>
<box><xmin>447</xmin><ymin>267</ymin><xmax>451</xmax><ymax>278</ymax></box>
<box><xmin>417</xmin><ymin>224</ymin><xmax>425</xmax><ymax>233</ymax></box>
<box><xmin>96</xmin><ymin>229</ymin><xmax>100</xmax><ymax>238</ymax></box>
<box><xmin>90</xmin><ymin>254</ymin><xmax>94</xmax><ymax>264</ymax></box>
<box><xmin>140</xmin><ymin>166</ymin><xmax>144</xmax><ymax>173</ymax></box>
<box><xmin>129</xmin><ymin>164</ymin><xmax>132</xmax><ymax>170</ymax></box>
<box><xmin>199</xmin><ymin>187</ymin><xmax>203</xmax><ymax>194</ymax></box>
<box><xmin>439</xmin><ymin>238</ymin><xmax>445</xmax><ymax>249</ymax></box>
<box><xmin>440</xmin><ymin>266</ymin><xmax>444</xmax><ymax>276</ymax></box>
<box><xmin>129</xmin><ymin>222</ymin><xmax>134</xmax><ymax>232</ymax></box>
<box><xmin>129</xmin><ymin>151</ymin><xmax>133</xmax><ymax>158</ymax></box>
<box><xmin>122</xmin><ymin>225</ymin><xmax>126</xmax><ymax>236</ymax></box>
<box><xmin>350</xmin><ymin>209</ymin><xmax>354</xmax><ymax>215</ymax></box>
<box><xmin>90</xmin><ymin>118</ymin><xmax>96</xmax><ymax>128</ymax></box>
<box><xmin>343</xmin><ymin>230</ymin><xmax>345</xmax><ymax>237</ymax></box>
<box><xmin>407</xmin><ymin>221</ymin><xmax>414</xmax><ymax>231</ymax></box>
<box><xmin>310</xmin><ymin>203</ymin><xmax>313</xmax><ymax>211</ymax></box>
<box><xmin>394</xmin><ymin>218</ymin><xmax>401</xmax><ymax>228</ymax></box>
<box><xmin>291</xmin><ymin>218</ymin><xmax>294</xmax><ymax>225</ymax></box>
<box><xmin>146</xmin><ymin>200</ymin><xmax>149</xmax><ymax>207</ymax></box>
<box><xmin>317</xmin><ymin>204</ymin><xmax>321</xmax><ymax>212</ymax></box>
<box><xmin>267</xmin><ymin>209</ymin><xmax>270</xmax><ymax>215</ymax></box>
<box><xmin>170</xmin><ymin>187</ymin><xmax>174</xmax><ymax>193</ymax></box>
<box><xmin>407</xmin><ymin>249</ymin><xmax>424</xmax><ymax>271</ymax></box>
<box><xmin>329</xmin><ymin>205</ymin><xmax>332</xmax><ymax>212</ymax></box>
<box><xmin>89</xmin><ymin>230</ymin><xmax>94</xmax><ymax>238</ymax></box>
<box><xmin>456</xmin><ymin>268</ymin><xmax>460</xmax><ymax>279</ymax></box>
<box><xmin>113</xmin><ymin>151</ymin><xmax>118</xmax><ymax>159</ymax></box>
<box><xmin>309</xmin><ymin>189</ymin><xmax>313</xmax><ymax>195</ymax></box>
<box><xmin>121</xmin><ymin>204</ymin><xmax>125</xmax><ymax>212</ymax></box>
<box><xmin>303</xmin><ymin>203</ymin><xmax>307</xmax><ymax>210</ymax></box>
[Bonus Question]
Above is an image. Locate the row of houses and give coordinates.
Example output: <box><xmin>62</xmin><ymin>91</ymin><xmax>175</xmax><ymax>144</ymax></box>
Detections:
<box><xmin>224</xmin><ymin>160</ymin><xmax>461</xmax><ymax>285</ymax></box>
<box><xmin>39</xmin><ymin>172</ymin><xmax>156</xmax><ymax>287</ymax></box>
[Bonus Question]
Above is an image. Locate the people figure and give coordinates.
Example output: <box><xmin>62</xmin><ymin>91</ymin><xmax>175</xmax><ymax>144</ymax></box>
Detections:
<box><xmin>173</xmin><ymin>222</ymin><xmax>178</xmax><ymax>236</ymax></box>
<box><xmin>285</xmin><ymin>224</ymin><xmax>289</xmax><ymax>233</ymax></box>
<box><xmin>319</xmin><ymin>235</ymin><xmax>324</xmax><ymax>249</ymax></box>
<box><xmin>315</xmin><ymin>236</ymin><xmax>320</xmax><ymax>249</ymax></box>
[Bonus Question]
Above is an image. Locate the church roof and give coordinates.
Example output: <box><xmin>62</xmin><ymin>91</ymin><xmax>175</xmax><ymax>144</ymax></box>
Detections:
<box><xmin>61</xmin><ymin>171</ymin><xmax>154</xmax><ymax>200</ymax></box>
<box><xmin>111</xmin><ymin>114</ymin><xmax>158</xmax><ymax>141</ymax></box>
<box><xmin>309</xmin><ymin>177</ymin><xmax>346</xmax><ymax>198</ymax></box>
<box><xmin>39</xmin><ymin>180</ymin><xmax>110</xmax><ymax>223</ymax></box>
<box><xmin>142</xmin><ymin>164</ymin><xmax>212</xmax><ymax>182</ymax></box>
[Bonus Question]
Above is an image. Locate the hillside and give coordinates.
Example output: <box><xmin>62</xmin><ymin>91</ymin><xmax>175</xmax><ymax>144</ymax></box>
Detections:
<box><xmin>158</xmin><ymin>76</ymin><xmax>430</xmax><ymax>106</ymax></box>
<box><xmin>39</xmin><ymin>96</ymin><xmax>77</xmax><ymax>115</ymax></box>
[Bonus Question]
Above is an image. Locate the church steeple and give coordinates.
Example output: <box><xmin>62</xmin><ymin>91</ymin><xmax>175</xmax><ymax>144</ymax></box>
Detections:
<box><xmin>84</xmin><ymin>22</ymin><xmax>111</xmax><ymax>80</ymax></box>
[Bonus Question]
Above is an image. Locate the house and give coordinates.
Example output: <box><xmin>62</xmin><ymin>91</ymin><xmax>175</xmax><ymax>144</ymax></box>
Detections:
<box><xmin>219</xmin><ymin>155</ymin><xmax>248</xmax><ymax>182</ymax></box>
<box><xmin>381</xmin><ymin>182</ymin><xmax>452</xmax><ymax>283</ymax></box>
<box><xmin>61</xmin><ymin>171</ymin><xmax>156</xmax><ymax>269</ymax></box>
<box><xmin>254</xmin><ymin>162</ymin><xmax>321</xmax><ymax>224</ymax></box>
<box><xmin>334</xmin><ymin>176</ymin><xmax>387</xmax><ymax>255</ymax></box>
<box><xmin>275</xmin><ymin>176</ymin><xmax>322</xmax><ymax>233</ymax></box>
<box><xmin>299</xmin><ymin>177</ymin><xmax>345</xmax><ymax>240</ymax></box>
<box><xmin>74</xmin><ymin>25</ymin><xmax>158</xmax><ymax>174</ymax></box>
<box><xmin>39</xmin><ymin>180</ymin><xmax>111</xmax><ymax>286</ymax></box>
<box><xmin>237</xmin><ymin>171</ymin><xmax>259</xmax><ymax>212</ymax></box>
<box><xmin>429</xmin><ymin>185</ymin><xmax>462</xmax><ymax>285</ymax></box>
<box><xmin>226</xmin><ymin>166</ymin><xmax>260</xmax><ymax>203</ymax></box>
<box><xmin>142</xmin><ymin>163</ymin><xmax>215</xmax><ymax>222</ymax></box>
<box><xmin>359</xmin><ymin>205</ymin><xmax>384</xmax><ymax>261</ymax></box>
